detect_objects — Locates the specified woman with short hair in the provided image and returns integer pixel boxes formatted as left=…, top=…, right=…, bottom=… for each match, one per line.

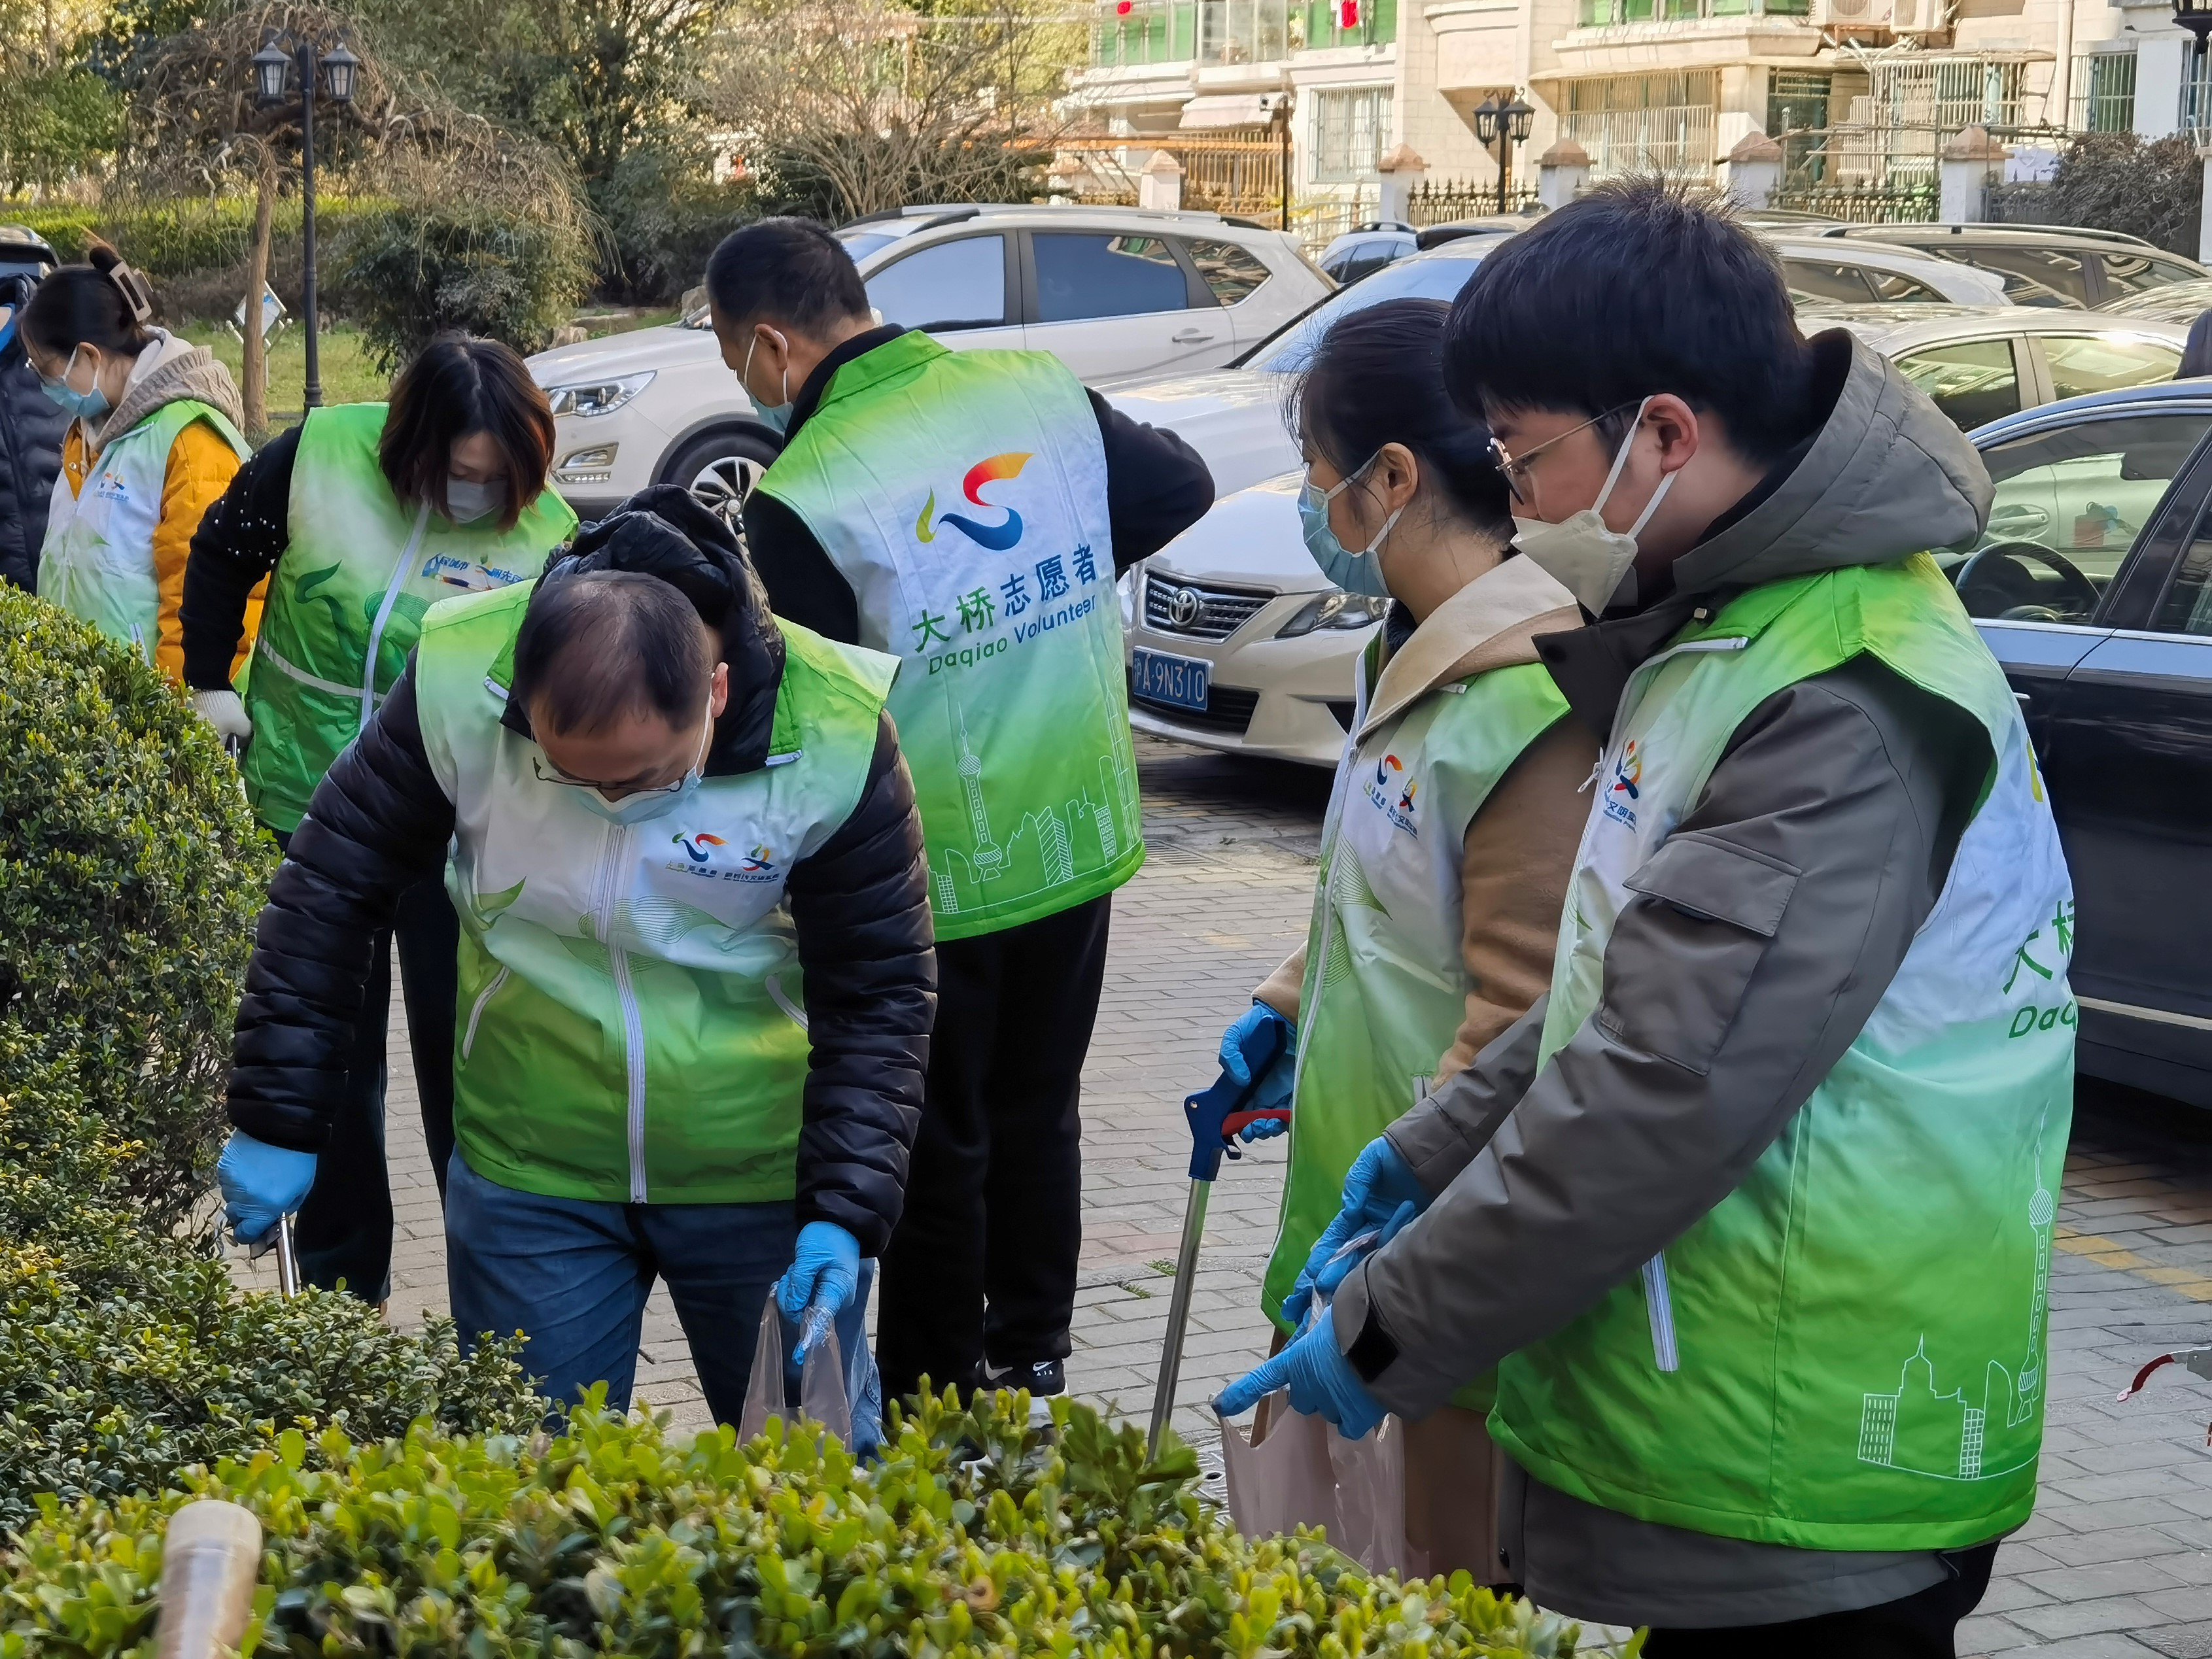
left=183, top=331, right=578, bottom=1307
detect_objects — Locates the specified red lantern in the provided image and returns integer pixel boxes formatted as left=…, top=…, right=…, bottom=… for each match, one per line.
left=1338, top=0, right=1359, bottom=26
left=1116, top=0, right=1132, bottom=10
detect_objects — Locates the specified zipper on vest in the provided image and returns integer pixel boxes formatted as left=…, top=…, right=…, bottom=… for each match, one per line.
left=1642, top=1253, right=1681, bottom=1372
left=460, top=966, right=510, bottom=1061
left=360, top=503, right=434, bottom=732
left=589, top=823, right=651, bottom=1203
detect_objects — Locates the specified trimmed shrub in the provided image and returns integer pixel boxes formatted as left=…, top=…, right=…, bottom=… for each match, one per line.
left=335, top=198, right=596, bottom=371
left=2047, top=133, right=2203, bottom=256
left=0, top=588, right=277, bottom=1220
left=0, top=1392, right=1593, bottom=1659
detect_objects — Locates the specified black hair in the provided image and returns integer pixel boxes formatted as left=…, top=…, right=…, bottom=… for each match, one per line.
left=511, top=570, right=714, bottom=737
left=1443, top=177, right=1818, bottom=464
left=705, top=217, right=871, bottom=337
left=19, top=240, right=156, bottom=362
left=1290, top=297, right=1512, bottom=538
left=379, top=333, right=555, bottom=532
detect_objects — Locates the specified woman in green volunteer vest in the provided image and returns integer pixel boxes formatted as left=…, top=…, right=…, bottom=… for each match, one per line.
left=181, top=333, right=578, bottom=1306
left=23, top=242, right=254, bottom=680
left=1213, top=299, right=1593, bottom=1579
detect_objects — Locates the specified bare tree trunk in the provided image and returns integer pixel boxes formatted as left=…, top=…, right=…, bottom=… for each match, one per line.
left=243, top=146, right=276, bottom=438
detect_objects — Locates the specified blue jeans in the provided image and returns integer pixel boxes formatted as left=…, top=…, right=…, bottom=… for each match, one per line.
left=445, top=1152, right=882, bottom=1454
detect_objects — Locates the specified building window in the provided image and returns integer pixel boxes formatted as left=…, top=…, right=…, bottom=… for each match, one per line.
left=1769, top=69, right=1832, bottom=182
left=1561, top=72, right=1717, bottom=176
left=1578, top=0, right=1802, bottom=24
left=1311, top=86, right=1390, bottom=183
left=2070, top=50, right=2135, bottom=133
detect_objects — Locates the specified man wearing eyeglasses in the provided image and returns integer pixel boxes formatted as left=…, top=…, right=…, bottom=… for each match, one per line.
left=1220, top=180, right=2073, bottom=1652
left=215, top=487, right=933, bottom=1446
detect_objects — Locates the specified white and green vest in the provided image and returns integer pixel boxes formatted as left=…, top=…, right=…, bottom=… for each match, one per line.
left=243, top=403, right=577, bottom=833
left=39, top=400, right=249, bottom=663
left=1264, top=640, right=1568, bottom=1418
left=413, top=581, right=899, bottom=1205
left=756, top=331, right=1142, bottom=940
left=1489, top=555, right=2075, bottom=1552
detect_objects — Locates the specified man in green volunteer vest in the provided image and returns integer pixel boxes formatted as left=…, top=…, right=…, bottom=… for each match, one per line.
left=710, top=218, right=1214, bottom=1405
left=1218, top=180, right=2074, bottom=1650
left=215, top=489, right=935, bottom=1445
left=182, top=336, right=577, bottom=1307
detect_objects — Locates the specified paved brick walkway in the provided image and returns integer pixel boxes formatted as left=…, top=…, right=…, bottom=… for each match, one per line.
left=232, top=733, right=2212, bottom=1654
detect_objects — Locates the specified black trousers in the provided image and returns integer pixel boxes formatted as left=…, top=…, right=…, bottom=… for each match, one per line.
left=1642, top=1543, right=1998, bottom=1658
left=876, top=893, right=1113, bottom=1401
left=275, top=827, right=458, bottom=1305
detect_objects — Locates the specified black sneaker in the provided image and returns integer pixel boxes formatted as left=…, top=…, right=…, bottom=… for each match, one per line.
left=982, top=1359, right=1064, bottom=1423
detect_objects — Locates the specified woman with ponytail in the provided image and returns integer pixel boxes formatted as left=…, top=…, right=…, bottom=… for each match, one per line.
left=22, top=241, right=258, bottom=680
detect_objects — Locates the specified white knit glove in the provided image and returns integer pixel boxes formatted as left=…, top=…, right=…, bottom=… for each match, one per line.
left=190, top=688, right=252, bottom=752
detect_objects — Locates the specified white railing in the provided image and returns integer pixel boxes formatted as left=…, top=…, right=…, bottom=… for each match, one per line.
left=1559, top=103, right=1717, bottom=177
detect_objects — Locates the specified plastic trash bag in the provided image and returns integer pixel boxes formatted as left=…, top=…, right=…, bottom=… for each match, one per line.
left=1218, top=1396, right=1425, bottom=1577
left=738, top=1296, right=851, bottom=1446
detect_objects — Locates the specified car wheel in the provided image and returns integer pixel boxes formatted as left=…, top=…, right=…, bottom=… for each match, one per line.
left=665, top=430, right=780, bottom=530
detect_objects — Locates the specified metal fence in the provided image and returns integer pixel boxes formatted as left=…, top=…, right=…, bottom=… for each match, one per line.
left=1767, top=182, right=1939, bottom=224
left=1982, top=180, right=2058, bottom=226
left=1403, top=179, right=1540, bottom=225
left=1054, top=133, right=1286, bottom=222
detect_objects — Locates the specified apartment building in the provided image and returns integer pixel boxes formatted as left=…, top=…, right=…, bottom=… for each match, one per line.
left=1065, top=0, right=2198, bottom=219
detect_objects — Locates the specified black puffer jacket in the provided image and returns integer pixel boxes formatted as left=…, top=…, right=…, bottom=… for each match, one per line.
left=0, top=309, right=69, bottom=592
left=228, top=487, right=937, bottom=1250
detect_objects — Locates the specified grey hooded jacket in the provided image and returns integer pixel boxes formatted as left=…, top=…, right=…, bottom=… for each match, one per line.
left=1325, top=332, right=2009, bottom=1628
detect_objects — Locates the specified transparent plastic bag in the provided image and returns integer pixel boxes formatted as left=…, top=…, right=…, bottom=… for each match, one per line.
left=738, top=1296, right=851, bottom=1445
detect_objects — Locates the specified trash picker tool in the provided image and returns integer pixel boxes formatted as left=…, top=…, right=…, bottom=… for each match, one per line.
left=248, top=1212, right=302, bottom=1297
left=1147, top=1023, right=1291, bottom=1459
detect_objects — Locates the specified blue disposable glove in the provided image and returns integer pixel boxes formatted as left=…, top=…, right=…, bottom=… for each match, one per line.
left=215, top=1130, right=318, bottom=1244
left=1215, top=1306, right=1386, bottom=1437
left=1281, top=1137, right=1428, bottom=1329
left=1220, top=1002, right=1295, bottom=1141
left=776, top=1220, right=860, bottom=1356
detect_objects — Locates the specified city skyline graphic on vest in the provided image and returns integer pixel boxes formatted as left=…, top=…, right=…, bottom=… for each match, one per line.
left=915, top=453, right=1032, bottom=551
left=1856, top=1114, right=2058, bottom=1483
left=930, top=696, right=1133, bottom=917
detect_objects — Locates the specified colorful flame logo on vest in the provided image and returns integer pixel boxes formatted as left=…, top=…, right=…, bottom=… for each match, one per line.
left=1611, top=740, right=1642, bottom=802
left=915, top=452, right=1033, bottom=551
left=674, top=832, right=727, bottom=863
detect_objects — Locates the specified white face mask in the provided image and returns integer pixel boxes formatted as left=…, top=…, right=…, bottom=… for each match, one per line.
left=1510, top=396, right=1675, bottom=615
left=742, top=328, right=793, bottom=436
left=445, top=477, right=505, bottom=524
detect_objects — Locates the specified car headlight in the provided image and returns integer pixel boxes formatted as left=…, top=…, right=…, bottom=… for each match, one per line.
left=1275, top=590, right=1389, bottom=638
left=544, top=371, right=655, bottom=419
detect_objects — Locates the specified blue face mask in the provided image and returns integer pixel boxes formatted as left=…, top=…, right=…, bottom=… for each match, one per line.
left=562, top=693, right=715, bottom=827
left=742, top=328, right=793, bottom=436
left=38, top=345, right=109, bottom=424
left=1298, top=455, right=1402, bottom=600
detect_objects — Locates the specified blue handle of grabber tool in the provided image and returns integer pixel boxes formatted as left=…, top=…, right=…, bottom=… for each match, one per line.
left=1182, top=1018, right=1291, bottom=1182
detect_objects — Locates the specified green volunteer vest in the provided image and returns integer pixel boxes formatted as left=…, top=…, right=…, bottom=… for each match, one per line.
left=39, top=400, right=249, bottom=663
left=1489, top=554, right=2075, bottom=1552
left=413, top=581, right=898, bottom=1205
left=756, top=331, right=1142, bottom=941
left=1264, top=640, right=1568, bottom=1417
left=243, top=403, right=578, bottom=833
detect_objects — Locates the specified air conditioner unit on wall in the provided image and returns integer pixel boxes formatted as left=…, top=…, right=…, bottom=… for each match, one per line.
left=1810, top=0, right=1897, bottom=29
left=1891, top=0, right=1952, bottom=34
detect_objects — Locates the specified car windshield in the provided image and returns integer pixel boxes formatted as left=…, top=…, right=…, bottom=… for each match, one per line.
left=836, top=228, right=908, bottom=262
left=1948, top=411, right=2212, bottom=623
left=1236, top=248, right=1493, bottom=371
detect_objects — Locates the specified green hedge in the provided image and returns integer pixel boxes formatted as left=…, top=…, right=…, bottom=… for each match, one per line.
left=1, top=197, right=393, bottom=284
left=1, top=1391, right=1595, bottom=1659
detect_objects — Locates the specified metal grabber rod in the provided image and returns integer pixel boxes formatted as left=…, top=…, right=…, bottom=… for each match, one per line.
left=1147, top=1022, right=1291, bottom=1459
left=247, top=1211, right=303, bottom=1297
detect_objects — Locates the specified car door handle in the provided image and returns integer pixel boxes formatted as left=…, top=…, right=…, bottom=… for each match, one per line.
left=1171, top=328, right=1218, bottom=344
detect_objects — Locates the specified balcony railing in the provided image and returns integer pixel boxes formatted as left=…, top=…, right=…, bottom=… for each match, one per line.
left=1090, top=0, right=1390, bottom=67
left=1559, top=102, right=1716, bottom=176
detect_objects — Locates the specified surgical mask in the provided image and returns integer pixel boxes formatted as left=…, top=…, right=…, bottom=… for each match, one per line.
left=1510, top=397, right=1674, bottom=615
left=559, top=693, right=717, bottom=827
left=1297, top=454, right=1401, bottom=600
left=38, top=345, right=109, bottom=424
left=743, top=328, right=793, bottom=436
left=444, top=477, right=505, bottom=524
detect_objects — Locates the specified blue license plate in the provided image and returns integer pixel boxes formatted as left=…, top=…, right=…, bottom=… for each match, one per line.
left=1132, top=648, right=1211, bottom=712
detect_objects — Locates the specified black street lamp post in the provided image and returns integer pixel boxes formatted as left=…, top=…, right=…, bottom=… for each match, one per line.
left=253, top=31, right=358, bottom=409
left=1470, top=92, right=1536, bottom=213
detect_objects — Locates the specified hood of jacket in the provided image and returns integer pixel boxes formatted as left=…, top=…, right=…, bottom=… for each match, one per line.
left=1668, top=328, right=1993, bottom=596
left=88, top=329, right=245, bottom=458
left=1359, top=553, right=1580, bottom=742
left=502, top=484, right=787, bottom=774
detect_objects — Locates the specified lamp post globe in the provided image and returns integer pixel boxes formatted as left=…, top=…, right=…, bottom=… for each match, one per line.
left=320, top=39, right=360, bottom=104
left=1471, top=95, right=1502, bottom=146
left=1504, top=94, right=1534, bottom=144
left=252, top=37, right=292, bottom=105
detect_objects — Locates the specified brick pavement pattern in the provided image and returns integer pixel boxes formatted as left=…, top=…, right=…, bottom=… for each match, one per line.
left=232, top=733, right=2212, bottom=1654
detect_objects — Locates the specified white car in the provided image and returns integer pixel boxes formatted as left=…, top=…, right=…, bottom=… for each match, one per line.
left=1124, top=303, right=2186, bottom=768
left=525, top=204, right=1332, bottom=522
